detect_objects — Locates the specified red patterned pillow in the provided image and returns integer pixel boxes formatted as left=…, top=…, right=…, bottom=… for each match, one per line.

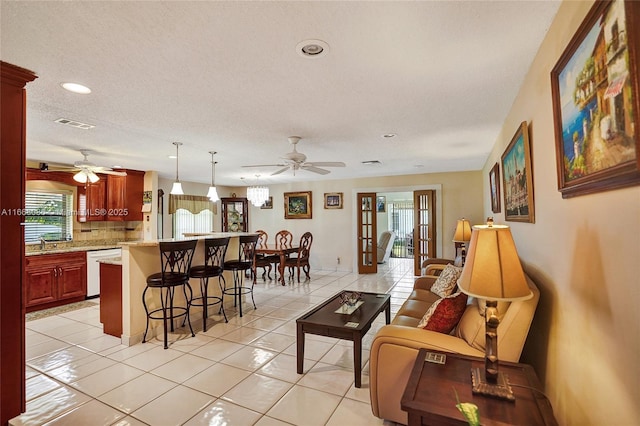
left=417, top=292, right=468, bottom=333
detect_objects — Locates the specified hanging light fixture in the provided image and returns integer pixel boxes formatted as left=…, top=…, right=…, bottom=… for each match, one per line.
left=170, top=142, right=184, bottom=195
left=246, top=175, right=269, bottom=207
left=207, top=151, right=219, bottom=202
left=73, top=169, right=100, bottom=184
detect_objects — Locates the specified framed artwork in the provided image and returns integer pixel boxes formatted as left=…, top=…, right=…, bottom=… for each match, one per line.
left=501, top=122, right=535, bottom=223
left=260, top=196, right=273, bottom=209
left=551, top=0, right=640, bottom=198
left=489, top=163, right=501, bottom=213
left=376, top=196, right=386, bottom=213
left=284, top=191, right=312, bottom=219
left=324, top=192, right=343, bottom=209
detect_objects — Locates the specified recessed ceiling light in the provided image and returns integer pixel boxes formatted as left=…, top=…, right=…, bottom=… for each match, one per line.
left=168, top=155, right=177, bottom=159
left=382, top=133, right=396, bottom=138
left=54, top=118, right=95, bottom=129
left=61, top=82, right=91, bottom=94
left=296, top=39, right=330, bottom=58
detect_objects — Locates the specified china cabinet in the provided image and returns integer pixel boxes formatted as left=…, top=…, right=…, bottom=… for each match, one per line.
left=221, top=197, right=248, bottom=232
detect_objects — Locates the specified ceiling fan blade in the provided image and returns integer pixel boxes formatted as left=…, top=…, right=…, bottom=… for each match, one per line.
left=101, top=170, right=127, bottom=176
left=42, top=166, right=79, bottom=172
left=271, top=166, right=291, bottom=176
left=242, top=164, right=286, bottom=168
left=304, top=161, right=345, bottom=167
left=301, top=165, right=330, bottom=175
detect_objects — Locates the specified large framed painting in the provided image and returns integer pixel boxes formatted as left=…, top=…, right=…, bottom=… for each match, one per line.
left=501, top=122, right=535, bottom=223
left=551, top=0, right=640, bottom=198
left=284, top=191, right=312, bottom=219
left=489, top=162, right=501, bottom=213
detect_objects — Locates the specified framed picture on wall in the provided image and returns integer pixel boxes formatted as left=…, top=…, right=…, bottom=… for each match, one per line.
left=501, top=121, right=535, bottom=223
left=260, top=196, right=273, bottom=209
left=550, top=0, right=640, bottom=198
left=324, top=192, right=343, bottom=209
left=489, top=162, right=501, bottom=213
left=284, top=191, right=312, bottom=219
left=376, top=196, right=386, bottom=213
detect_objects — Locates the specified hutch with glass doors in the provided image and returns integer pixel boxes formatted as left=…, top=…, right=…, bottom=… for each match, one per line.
left=221, top=197, right=248, bottom=232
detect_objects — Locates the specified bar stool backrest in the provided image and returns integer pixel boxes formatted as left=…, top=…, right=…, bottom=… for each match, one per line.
left=158, top=240, right=197, bottom=281
left=275, top=230, right=293, bottom=249
left=205, top=237, right=230, bottom=269
left=238, top=234, right=260, bottom=265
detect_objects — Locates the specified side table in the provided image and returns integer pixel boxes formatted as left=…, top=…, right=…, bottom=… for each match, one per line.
left=401, top=348, right=557, bottom=426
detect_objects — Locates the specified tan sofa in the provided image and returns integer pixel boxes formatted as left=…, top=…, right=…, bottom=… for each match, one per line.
left=369, top=259, right=540, bottom=425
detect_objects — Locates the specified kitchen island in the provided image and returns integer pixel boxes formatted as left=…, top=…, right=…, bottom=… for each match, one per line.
left=119, top=233, right=255, bottom=346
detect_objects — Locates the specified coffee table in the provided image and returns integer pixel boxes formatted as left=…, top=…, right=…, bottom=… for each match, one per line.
left=296, top=290, right=391, bottom=388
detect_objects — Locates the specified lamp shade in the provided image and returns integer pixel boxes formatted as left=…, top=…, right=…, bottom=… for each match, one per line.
left=453, top=218, right=472, bottom=242
left=170, top=181, right=184, bottom=195
left=207, top=186, right=219, bottom=202
left=457, top=224, right=532, bottom=301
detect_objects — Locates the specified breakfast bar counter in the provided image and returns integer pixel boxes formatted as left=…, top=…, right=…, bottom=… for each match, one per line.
left=119, top=233, right=255, bottom=345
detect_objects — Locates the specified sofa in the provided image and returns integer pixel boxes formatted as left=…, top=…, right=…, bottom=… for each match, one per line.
left=369, top=259, right=540, bottom=425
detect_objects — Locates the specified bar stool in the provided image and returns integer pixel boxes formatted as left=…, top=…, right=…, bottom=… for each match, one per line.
left=223, top=234, right=259, bottom=317
left=189, top=237, right=230, bottom=331
left=142, top=239, right=197, bottom=349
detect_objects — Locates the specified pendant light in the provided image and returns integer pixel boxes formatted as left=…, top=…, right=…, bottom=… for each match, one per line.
left=207, top=151, right=219, bottom=202
left=247, top=175, right=269, bottom=207
left=170, top=142, right=184, bottom=195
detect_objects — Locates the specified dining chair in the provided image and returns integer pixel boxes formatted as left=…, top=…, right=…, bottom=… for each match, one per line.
left=285, top=231, right=313, bottom=283
left=271, top=230, right=293, bottom=279
left=253, top=229, right=273, bottom=281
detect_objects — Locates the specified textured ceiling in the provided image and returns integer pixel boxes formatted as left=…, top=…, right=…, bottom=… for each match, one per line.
left=1, top=1, right=560, bottom=186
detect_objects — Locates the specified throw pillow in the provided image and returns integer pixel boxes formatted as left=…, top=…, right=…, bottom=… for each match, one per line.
left=417, top=292, right=468, bottom=334
left=430, top=264, right=463, bottom=298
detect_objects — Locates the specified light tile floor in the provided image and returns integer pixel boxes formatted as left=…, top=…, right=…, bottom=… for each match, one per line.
left=12, top=259, right=416, bottom=426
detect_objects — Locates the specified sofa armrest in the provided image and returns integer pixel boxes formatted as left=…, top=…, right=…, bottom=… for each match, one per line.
left=369, top=325, right=484, bottom=424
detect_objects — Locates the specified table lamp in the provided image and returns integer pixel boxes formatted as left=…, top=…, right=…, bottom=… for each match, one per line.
left=457, top=222, right=532, bottom=401
left=452, top=218, right=472, bottom=265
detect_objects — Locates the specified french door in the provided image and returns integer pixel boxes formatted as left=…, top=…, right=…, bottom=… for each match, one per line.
left=413, top=190, right=435, bottom=276
left=357, top=192, right=377, bottom=274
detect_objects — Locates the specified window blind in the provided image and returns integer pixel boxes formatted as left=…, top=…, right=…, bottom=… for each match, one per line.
left=24, top=191, right=73, bottom=243
left=173, top=208, right=213, bottom=238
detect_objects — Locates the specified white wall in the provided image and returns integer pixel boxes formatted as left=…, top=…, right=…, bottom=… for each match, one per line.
left=482, top=1, right=640, bottom=424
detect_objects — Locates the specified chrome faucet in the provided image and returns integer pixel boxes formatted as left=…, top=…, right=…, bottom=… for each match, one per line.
left=40, top=237, right=46, bottom=250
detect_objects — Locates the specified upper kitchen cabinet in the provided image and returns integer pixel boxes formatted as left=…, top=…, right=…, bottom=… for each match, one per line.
left=105, top=170, right=144, bottom=221
left=221, top=197, right=248, bottom=232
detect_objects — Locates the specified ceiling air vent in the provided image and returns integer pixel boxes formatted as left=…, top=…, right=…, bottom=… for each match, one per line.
left=362, top=160, right=382, bottom=166
left=54, top=118, right=95, bottom=130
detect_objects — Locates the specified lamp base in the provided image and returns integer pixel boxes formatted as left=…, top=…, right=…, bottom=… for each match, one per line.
left=470, top=367, right=515, bottom=401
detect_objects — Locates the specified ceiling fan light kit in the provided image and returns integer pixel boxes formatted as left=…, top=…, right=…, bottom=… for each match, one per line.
left=170, top=142, right=184, bottom=195
left=73, top=169, right=99, bottom=184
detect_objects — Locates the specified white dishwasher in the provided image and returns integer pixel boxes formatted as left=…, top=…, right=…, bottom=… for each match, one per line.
left=86, top=249, right=122, bottom=298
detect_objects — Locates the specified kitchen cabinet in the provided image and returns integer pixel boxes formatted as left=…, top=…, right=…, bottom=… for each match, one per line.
left=106, top=170, right=144, bottom=221
left=99, top=261, right=122, bottom=337
left=24, top=252, right=87, bottom=312
left=76, top=169, right=144, bottom=222
left=221, top=197, right=248, bottom=232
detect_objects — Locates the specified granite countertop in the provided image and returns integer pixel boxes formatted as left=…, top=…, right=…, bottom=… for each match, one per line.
left=25, top=244, right=123, bottom=256
left=97, top=256, right=122, bottom=265
left=120, top=232, right=257, bottom=247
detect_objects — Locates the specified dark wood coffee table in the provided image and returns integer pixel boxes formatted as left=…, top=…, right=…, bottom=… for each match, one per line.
left=296, top=290, right=391, bottom=388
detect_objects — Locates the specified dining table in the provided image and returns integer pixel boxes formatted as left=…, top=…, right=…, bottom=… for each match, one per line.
left=255, top=244, right=299, bottom=285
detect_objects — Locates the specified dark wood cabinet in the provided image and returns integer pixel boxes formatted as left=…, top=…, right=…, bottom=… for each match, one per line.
left=99, top=262, right=122, bottom=337
left=75, top=169, right=144, bottom=222
left=2, top=61, right=37, bottom=421
left=221, top=197, right=248, bottom=232
left=24, top=252, right=87, bottom=312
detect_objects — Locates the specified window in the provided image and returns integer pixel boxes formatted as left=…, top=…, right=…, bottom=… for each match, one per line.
left=25, top=190, right=73, bottom=243
left=173, top=208, right=213, bottom=238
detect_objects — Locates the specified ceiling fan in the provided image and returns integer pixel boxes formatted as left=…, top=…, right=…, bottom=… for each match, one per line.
left=242, top=136, right=345, bottom=176
left=42, top=149, right=126, bottom=183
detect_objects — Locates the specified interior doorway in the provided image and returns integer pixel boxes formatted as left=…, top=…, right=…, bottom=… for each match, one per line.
left=353, top=185, right=441, bottom=276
